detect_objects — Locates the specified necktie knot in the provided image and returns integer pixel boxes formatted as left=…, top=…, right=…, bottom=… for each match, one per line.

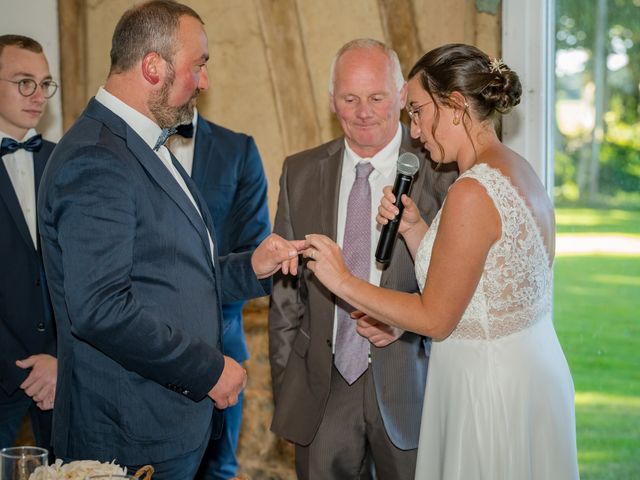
left=356, top=161, right=374, bottom=179
left=153, top=127, right=178, bottom=151
left=0, top=135, right=43, bottom=157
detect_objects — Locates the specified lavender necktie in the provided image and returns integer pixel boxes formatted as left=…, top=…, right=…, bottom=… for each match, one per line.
left=335, top=161, right=374, bottom=384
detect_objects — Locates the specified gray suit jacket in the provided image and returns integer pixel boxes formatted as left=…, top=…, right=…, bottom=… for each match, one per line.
left=269, top=126, right=457, bottom=449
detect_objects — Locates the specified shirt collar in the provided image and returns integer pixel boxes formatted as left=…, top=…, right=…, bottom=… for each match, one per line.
left=0, top=128, right=38, bottom=143
left=343, top=123, right=402, bottom=176
left=95, top=86, right=162, bottom=151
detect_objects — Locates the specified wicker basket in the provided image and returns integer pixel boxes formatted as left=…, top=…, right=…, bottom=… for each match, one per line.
left=133, top=465, right=154, bottom=479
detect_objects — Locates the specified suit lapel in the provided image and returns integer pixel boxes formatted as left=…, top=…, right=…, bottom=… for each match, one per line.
left=191, top=117, right=213, bottom=188
left=0, top=160, right=35, bottom=251
left=172, top=152, right=217, bottom=270
left=133, top=135, right=215, bottom=270
left=85, top=100, right=215, bottom=271
left=33, top=146, right=48, bottom=196
left=318, top=142, right=343, bottom=239
left=33, top=145, right=51, bottom=251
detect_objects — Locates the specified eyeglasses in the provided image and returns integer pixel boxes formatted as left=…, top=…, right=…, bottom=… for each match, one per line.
left=0, top=78, right=58, bottom=98
left=406, top=101, right=433, bottom=124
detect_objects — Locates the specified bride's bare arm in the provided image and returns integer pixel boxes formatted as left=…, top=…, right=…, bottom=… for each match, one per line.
left=307, top=179, right=500, bottom=340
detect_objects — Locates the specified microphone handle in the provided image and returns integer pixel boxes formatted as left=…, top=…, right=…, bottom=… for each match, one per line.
left=375, top=173, right=415, bottom=263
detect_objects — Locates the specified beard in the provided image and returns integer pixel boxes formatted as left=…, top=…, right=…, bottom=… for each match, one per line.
left=148, top=63, right=199, bottom=128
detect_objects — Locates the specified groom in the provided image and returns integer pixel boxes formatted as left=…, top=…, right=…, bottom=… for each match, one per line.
left=37, top=2, right=301, bottom=478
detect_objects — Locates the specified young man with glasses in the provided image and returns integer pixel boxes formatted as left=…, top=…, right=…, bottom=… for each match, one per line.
left=0, top=34, right=58, bottom=450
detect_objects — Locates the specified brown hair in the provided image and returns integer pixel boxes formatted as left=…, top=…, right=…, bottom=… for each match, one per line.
left=408, top=43, right=522, bottom=158
left=0, top=35, right=43, bottom=69
left=109, top=0, right=203, bottom=75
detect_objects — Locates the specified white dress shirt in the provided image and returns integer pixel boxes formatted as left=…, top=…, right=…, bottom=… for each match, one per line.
left=332, top=124, right=403, bottom=353
left=1, top=127, right=39, bottom=248
left=95, top=88, right=214, bottom=259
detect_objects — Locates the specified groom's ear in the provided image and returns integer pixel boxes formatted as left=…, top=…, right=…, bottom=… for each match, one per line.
left=142, top=52, right=163, bottom=86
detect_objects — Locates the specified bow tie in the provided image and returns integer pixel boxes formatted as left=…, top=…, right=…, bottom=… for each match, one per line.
left=153, top=127, right=177, bottom=151
left=0, top=135, right=43, bottom=157
left=175, top=123, right=194, bottom=139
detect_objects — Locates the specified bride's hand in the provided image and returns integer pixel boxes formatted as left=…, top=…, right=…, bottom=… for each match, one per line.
left=352, top=310, right=404, bottom=347
left=376, top=185, right=423, bottom=237
left=303, top=234, right=353, bottom=295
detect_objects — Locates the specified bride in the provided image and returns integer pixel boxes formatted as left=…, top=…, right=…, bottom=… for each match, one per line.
left=303, top=43, right=580, bottom=480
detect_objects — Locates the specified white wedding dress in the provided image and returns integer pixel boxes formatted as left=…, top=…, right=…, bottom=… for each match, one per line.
left=414, top=164, right=579, bottom=480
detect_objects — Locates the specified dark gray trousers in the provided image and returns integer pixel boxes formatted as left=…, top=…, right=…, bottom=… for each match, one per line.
left=295, top=365, right=417, bottom=480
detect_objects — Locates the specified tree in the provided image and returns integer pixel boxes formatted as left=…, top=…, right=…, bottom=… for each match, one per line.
left=555, top=0, right=640, bottom=205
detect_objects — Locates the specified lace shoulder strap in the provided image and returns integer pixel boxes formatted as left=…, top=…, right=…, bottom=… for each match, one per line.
left=457, top=163, right=511, bottom=214
left=450, top=163, right=553, bottom=340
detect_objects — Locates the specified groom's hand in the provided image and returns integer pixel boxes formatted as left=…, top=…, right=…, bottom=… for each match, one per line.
left=251, top=233, right=308, bottom=278
left=208, top=356, right=247, bottom=410
left=17, top=354, right=57, bottom=411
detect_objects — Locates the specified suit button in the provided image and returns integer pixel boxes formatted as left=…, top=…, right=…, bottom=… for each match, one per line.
left=36, top=322, right=45, bottom=332
left=326, top=339, right=332, bottom=348
left=35, top=278, right=41, bottom=287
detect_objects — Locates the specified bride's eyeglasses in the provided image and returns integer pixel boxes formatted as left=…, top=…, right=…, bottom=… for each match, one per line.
left=406, top=101, right=433, bottom=124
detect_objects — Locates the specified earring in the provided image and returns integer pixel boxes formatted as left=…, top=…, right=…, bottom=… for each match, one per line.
left=453, top=116, right=460, bottom=126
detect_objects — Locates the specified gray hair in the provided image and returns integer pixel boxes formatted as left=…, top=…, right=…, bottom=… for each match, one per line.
left=328, top=38, right=404, bottom=95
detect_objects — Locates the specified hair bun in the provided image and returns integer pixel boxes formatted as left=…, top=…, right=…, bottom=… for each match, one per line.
left=481, top=67, right=522, bottom=114
left=408, top=44, right=524, bottom=122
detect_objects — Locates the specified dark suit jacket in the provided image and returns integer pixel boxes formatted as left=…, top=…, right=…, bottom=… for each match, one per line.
left=37, top=99, right=269, bottom=464
left=0, top=140, right=56, bottom=403
left=269, top=127, right=457, bottom=450
left=192, top=117, right=271, bottom=364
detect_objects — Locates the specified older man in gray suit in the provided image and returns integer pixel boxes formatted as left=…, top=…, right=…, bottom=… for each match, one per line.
left=269, top=39, right=457, bottom=479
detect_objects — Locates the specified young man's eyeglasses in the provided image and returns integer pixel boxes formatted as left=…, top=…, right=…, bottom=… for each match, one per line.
left=0, top=78, right=58, bottom=99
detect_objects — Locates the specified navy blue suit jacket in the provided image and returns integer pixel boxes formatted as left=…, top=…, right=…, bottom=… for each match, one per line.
left=0, top=140, right=56, bottom=403
left=37, top=99, right=269, bottom=464
left=191, top=117, right=271, bottom=364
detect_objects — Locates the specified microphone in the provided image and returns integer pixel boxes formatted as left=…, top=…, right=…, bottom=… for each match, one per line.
left=375, top=152, right=420, bottom=264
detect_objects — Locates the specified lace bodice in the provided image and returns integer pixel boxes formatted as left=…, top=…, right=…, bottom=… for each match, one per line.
left=415, top=163, right=552, bottom=340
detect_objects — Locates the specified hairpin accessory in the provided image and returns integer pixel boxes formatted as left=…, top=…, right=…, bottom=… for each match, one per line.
left=489, top=57, right=506, bottom=74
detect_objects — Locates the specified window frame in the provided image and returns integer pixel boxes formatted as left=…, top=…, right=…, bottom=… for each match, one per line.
left=502, top=0, right=555, bottom=196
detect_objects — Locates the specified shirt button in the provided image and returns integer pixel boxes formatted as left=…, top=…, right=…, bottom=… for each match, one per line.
left=326, top=339, right=332, bottom=348
left=36, top=322, right=45, bottom=332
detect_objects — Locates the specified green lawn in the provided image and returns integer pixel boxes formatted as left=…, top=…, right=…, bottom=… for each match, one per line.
left=556, top=207, right=640, bottom=235
left=554, top=208, right=640, bottom=479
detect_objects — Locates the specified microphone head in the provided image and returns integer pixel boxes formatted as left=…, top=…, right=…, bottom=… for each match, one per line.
left=397, top=152, right=420, bottom=176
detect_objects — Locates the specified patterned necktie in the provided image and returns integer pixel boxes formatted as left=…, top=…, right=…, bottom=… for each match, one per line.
left=334, top=161, right=374, bottom=385
left=153, top=127, right=178, bottom=151
left=0, top=135, right=43, bottom=157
